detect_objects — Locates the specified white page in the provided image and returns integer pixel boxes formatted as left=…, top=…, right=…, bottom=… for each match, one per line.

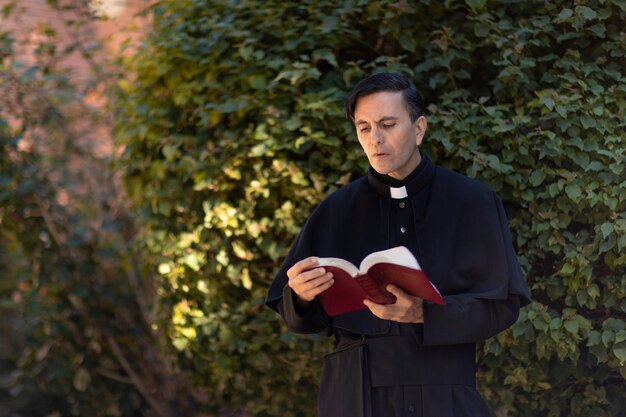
left=316, top=257, right=360, bottom=277
left=359, top=246, right=420, bottom=274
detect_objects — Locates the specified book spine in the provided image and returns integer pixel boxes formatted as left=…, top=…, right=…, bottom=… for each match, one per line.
left=355, top=275, right=395, bottom=304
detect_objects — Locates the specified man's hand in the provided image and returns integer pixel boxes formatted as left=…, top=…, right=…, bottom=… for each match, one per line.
left=363, top=284, right=424, bottom=323
left=287, top=257, right=334, bottom=306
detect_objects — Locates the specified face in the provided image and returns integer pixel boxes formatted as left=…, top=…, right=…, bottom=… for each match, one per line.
left=354, top=91, right=427, bottom=180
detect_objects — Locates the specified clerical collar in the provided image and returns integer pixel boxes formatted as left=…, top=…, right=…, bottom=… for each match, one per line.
left=367, top=154, right=435, bottom=199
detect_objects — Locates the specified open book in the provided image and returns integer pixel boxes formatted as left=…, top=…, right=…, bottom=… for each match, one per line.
left=314, top=246, right=445, bottom=316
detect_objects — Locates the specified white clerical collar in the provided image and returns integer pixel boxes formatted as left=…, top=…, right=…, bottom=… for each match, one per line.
left=389, top=186, right=408, bottom=199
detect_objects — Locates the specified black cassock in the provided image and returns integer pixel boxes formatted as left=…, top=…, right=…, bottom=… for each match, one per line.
left=266, top=154, right=531, bottom=417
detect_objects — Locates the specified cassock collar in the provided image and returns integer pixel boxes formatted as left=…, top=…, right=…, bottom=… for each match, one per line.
left=367, top=153, right=435, bottom=199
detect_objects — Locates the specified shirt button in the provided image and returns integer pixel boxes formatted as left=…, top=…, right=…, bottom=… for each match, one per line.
left=408, top=404, right=415, bottom=412
left=399, top=202, right=405, bottom=208
left=400, top=227, right=407, bottom=233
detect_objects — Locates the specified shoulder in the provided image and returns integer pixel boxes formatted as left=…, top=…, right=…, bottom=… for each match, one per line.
left=435, top=164, right=494, bottom=194
left=432, top=164, right=498, bottom=208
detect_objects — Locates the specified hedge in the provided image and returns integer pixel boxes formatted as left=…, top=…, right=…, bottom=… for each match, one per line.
left=116, top=1, right=625, bottom=415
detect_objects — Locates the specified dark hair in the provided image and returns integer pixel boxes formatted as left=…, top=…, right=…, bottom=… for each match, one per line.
left=345, top=72, right=425, bottom=123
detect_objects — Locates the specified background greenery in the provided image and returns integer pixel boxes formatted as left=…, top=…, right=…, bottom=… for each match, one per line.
left=0, top=2, right=197, bottom=416
left=2, top=0, right=625, bottom=416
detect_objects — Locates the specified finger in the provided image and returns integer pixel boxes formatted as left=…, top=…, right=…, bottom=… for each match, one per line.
left=289, top=272, right=332, bottom=293
left=299, top=267, right=329, bottom=282
left=296, top=271, right=333, bottom=289
left=363, top=299, right=388, bottom=319
left=291, top=274, right=334, bottom=300
left=365, top=297, right=423, bottom=323
left=288, top=257, right=319, bottom=278
left=287, top=257, right=319, bottom=279
left=385, top=284, right=405, bottom=297
left=304, top=275, right=334, bottom=296
left=386, top=285, right=422, bottom=306
left=365, top=299, right=408, bottom=320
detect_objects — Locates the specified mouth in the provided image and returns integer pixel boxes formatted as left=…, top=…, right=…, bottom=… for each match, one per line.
left=372, top=152, right=388, bottom=159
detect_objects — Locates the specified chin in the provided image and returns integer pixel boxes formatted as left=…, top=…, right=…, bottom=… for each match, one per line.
left=373, top=165, right=394, bottom=176
left=369, top=157, right=388, bottom=170
left=369, top=161, right=383, bottom=173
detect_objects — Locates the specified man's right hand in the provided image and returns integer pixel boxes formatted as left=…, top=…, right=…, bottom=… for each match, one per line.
left=287, top=257, right=334, bottom=305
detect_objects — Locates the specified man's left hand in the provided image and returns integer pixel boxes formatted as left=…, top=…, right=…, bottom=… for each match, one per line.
left=363, top=284, right=424, bottom=323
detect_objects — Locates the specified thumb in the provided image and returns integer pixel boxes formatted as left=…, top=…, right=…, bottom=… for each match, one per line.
left=385, top=284, right=405, bottom=298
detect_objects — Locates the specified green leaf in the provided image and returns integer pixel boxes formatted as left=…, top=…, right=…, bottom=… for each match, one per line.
left=613, top=342, right=626, bottom=363
left=602, top=330, right=615, bottom=346
left=172, top=337, right=189, bottom=351
left=564, top=183, right=582, bottom=201
left=465, top=0, right=487, bottom=13
left=248, top=75, right=267, bottom=90
left=575, top=315, right=591, bottom=331
left=486, top=155, right=501, bottom=171
left=587, top=24, right=606, bottom=38
left=398, top=33, right=417, bottom=52
left=603, top=318, right=626, bottom=332
left=162, top=145, right=180, bottom=161
left=580, top=114, right=596, bottom=129
left=312, top=49, right=338, bottom=67
left=576, top=6, right=597, bottom=20
left=533, top=316, right=549, bottom=331
left=540, top=96, right=555, bottom=110
left=529, top=170, right=546, bottom=186
left=555, top=105, right=568, bottom=118
left=564, top=320, right=579, bottom=334
left=600, top=222, right=614, bottom=238
left=570, top=152, right=589, bottom=168
left=560, top=262, right=576, bottom=275
left=586, top=161, right=603, bottom=171
left=556, top=8, right=574, bottom=21
left=587, top=330, right=601, bottom=346
left=599, top=236, right=616, bottom=253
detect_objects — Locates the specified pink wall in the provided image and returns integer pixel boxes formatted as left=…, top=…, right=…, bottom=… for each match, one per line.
left=1, top=0, right=151, bottom=158
left=2, top=0, right=150, bottom=80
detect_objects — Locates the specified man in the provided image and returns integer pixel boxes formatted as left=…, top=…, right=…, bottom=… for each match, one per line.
left=266, top=72, right=531, bottom=417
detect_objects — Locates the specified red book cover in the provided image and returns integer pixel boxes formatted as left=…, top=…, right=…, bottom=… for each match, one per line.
left=314, top=246, right=445, bottom=317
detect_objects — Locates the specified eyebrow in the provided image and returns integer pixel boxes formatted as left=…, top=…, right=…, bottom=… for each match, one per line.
left=355, top=116, right=398, bottom=125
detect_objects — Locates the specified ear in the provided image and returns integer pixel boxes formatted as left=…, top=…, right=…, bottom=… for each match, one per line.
left=414, top=116, right=427, bottom=146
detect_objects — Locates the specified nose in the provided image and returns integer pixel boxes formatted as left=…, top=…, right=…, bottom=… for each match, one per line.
left=371, top=126, right=384, bottom=144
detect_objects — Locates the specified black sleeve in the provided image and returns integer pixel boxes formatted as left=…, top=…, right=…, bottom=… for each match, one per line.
left=414, top=190, right=529, bottom=346
left=276, top=284, right=332, bottom=335
left=265, top=204, right=332, bottom=335
left=418, top=294, right=521, bottom=345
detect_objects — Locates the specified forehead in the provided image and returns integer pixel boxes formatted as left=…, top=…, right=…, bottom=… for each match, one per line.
left=354, top=91, right=409, bottom=121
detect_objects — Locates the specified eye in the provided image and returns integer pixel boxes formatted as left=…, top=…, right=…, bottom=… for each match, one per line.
left=382, top=123, right=396, bottom=129
left=359, top=127, right=370, bottom=133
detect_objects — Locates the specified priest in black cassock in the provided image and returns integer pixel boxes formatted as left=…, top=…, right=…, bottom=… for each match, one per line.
left=266, top=72, right=531, bottom=417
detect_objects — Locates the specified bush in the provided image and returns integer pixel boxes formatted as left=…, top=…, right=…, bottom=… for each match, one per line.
left=0, top=3, right=196, bottom=416
left=115, top=1, right=625, bottom=416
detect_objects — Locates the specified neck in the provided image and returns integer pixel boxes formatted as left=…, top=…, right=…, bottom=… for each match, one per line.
left=377, top=150, right=423, bottom=186
left=393, top=150, right=422, bottom=181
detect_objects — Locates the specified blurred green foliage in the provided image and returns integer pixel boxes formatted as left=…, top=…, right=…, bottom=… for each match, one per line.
left=0, top=2, right=196, bottom=416
left=115, top=0, right=625, bottom=416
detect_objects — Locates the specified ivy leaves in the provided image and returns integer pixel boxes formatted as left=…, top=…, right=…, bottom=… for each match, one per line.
left=116, top=0, right=625, bottom=416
